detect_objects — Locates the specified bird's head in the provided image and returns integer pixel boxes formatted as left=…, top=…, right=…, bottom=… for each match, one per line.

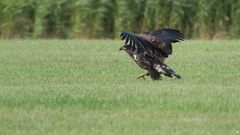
left=119, top=45, right=135, bottom=57
left=119, top=45, right=132, bottom=51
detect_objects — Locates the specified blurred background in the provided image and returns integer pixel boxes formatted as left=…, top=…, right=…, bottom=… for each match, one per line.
left=0, top=0, right=239, bottom=39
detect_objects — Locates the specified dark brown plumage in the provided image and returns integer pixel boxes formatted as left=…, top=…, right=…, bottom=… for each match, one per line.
left=119, top=28, right=183, bottom=80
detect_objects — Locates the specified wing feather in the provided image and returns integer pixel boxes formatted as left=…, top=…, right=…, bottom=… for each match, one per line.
left=143, top=28, right=184, bottom=55
left=145, top=28, right=184, bottom=43
left=120, top=28, right=183, bottom=59
left=120, top=32, right=153, bottom=51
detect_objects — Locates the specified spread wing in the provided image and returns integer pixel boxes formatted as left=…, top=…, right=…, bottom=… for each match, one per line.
left=120, top=31, right=165, bottom=61
left=120, top=31, right=154, bottom=52
left=145, top=28, right=184, bottom=43
left=120, top=28, right=184, bottom=57
left=144, top=28, right=184, bottom=55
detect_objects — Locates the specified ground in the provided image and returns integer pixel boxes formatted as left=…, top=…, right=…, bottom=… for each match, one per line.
left=0, top=40, right=240, bottom=135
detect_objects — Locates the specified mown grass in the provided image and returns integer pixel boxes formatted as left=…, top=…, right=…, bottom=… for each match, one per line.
left=0, top=40, right=240, bottom=135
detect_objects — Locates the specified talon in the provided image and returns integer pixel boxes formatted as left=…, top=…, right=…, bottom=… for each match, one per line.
left=136, top=73, right=149, bottom=80
left=136, top=75, right=146, bottom=79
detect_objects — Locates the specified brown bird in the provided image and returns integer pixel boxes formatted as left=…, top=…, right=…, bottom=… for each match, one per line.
left=119, top=28, right=183, bottom=80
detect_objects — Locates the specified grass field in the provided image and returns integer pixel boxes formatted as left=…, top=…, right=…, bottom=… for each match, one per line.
left=0, top=40, right=240, bottom=135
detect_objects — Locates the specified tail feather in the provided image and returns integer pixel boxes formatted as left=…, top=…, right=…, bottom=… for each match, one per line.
left=173, top=73, right=181, bottom=79
left=153, top=63, right=181, bottom=79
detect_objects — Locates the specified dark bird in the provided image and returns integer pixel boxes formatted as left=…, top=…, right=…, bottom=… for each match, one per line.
left=119, top=28, right=183, bottom=80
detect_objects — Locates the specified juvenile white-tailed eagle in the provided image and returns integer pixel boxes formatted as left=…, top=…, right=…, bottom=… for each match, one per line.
left=119, top=28, right=183, bottom=80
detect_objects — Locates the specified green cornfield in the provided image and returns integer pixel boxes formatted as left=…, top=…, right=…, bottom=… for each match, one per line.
left=0, top=0, right=240, bottom=39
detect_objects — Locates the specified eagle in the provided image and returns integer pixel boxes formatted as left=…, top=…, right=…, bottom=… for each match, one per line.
left=119, top=28, right=183, bottom=80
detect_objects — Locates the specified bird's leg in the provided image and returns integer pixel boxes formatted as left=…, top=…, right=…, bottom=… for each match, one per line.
left=159, top=73, right=163, bottom=80
left=159, top=75, right=163, bottom=80
left=136, top=73, right=149, bottom=79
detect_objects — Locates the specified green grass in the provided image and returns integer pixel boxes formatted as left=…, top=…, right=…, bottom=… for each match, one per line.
left=0, top=40, right=240, bottom=135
